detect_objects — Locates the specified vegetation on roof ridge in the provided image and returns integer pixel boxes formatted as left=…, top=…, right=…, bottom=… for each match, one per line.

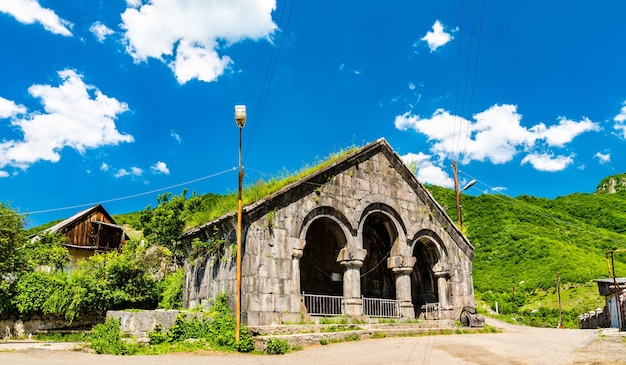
left=185, top=144, right=361, bottom=229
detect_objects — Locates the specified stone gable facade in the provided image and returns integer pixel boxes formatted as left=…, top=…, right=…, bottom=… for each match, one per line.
left=181, top=138, right=475, bottom=326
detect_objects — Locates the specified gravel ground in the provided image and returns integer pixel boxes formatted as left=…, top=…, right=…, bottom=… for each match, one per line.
left=1, top=319, right=624, bottom=365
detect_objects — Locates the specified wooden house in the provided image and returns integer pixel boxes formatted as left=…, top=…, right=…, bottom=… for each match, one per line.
left=33, top=204, right=129, bottom=267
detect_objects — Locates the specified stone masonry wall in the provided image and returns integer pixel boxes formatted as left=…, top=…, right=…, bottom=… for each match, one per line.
left=185, top=146, right=475, bottom=326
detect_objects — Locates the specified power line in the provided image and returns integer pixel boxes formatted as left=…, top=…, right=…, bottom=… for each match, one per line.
left=452, top=0, right=466, bottom=160
left=244, top=0, right=296, bottom=163
left=461, top=0, right=485, bottom=159
left=455, top=0, right=480, bottom=157
left=13, top=167, right=236, bottom=217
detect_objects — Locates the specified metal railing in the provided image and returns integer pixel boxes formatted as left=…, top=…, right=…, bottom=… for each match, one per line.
left=302, top=293, right=344, bottom=315
left=421, top=302, right=441, bottom=320
left=362, top=296, right=400, bottom=318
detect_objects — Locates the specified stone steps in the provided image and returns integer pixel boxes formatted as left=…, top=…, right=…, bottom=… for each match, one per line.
left=249, top=320, right=464, bottom=350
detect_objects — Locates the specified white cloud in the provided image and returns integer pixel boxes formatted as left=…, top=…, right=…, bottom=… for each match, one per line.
left=614, top=101, right=626, bottom=138
left=0, top=97, right=26, bottom=118
left=126, top=0, right=143, bottom=7
left=614, top=101, right=626, bottom=122
left=529, top=117, right=600, bottom=147
left=421, top=20, right=453, bottom=52
left=0, top=171, right=8, bottom=178
left=170, top=130, right=182, bottom=144
left=114, top=168, right=129, bottom=178
left=151, top=161, right=170, bottom=174
left=0, top=0, right=72, bottom=36
left=401, top=152, right=454, bottom=188
left=0, top=70, right=132, bottom=171
left=120, top=0, right=277, bottom=84
left=491, top=186, right=507, bottom=193
left=594, top=152, right=611, bottom=164
left=90, top=21, right=115, bottom=42
left=130, top=166, right=143, bottom=175
left=520, top=153, right=573, bottom=172
left=395, top=104, right=600, bottom=171
left=114, top=166, right=142, bottom=178
left=100, top=162, right=109, bottom=171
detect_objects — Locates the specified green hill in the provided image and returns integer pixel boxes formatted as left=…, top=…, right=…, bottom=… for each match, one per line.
left=427, top=179, right=626, bottom=325
left=94, top=171, right=626, bottom=326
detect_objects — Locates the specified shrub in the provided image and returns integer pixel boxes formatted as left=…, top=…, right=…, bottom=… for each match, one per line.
left=91, top=318, right=136, bottom=355
left=158, top=269, right=184, bottom=309
left=265, top=338, right=290, bottom=355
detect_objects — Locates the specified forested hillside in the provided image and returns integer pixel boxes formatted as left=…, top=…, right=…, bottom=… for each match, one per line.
left=114, top=172, right=626, bottom=327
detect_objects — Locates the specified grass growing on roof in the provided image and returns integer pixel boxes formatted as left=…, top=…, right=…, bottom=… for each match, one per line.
left=186, top=145, right=359, bottom=229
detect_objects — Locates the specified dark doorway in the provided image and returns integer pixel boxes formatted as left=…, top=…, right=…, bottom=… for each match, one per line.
left=412, top=237, right=438, bottom=316
left=301, top=217, right=346, bottom=296
left=361, top=212, right=396, bottom=299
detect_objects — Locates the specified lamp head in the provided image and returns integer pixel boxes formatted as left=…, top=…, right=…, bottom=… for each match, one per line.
left=234, top=105, right=247, bottom=128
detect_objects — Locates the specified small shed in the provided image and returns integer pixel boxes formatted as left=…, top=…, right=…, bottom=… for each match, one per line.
left=596, top=278, right=626, bottom=328
left=33, top=204, right=128, bottom=267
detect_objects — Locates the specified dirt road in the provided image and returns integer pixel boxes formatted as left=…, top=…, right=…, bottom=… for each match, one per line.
left=1, top=319, right=625, bottom=365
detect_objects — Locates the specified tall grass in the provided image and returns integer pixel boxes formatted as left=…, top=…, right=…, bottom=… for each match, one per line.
left=186, top=146, right=359, bottom=229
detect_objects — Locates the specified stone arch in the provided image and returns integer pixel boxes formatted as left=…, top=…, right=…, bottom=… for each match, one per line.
left=299, top=215, right=349, bottom=297
left=357, top=204, right=408, bottom=300
left=410, top=229, right=450, bottom=317
left=298, top=206, right=354, bottom=240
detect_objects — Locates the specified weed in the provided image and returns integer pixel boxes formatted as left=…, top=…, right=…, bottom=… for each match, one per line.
left=265, top=338, right=290, bottom=355
left=371, top=332, right=386, bottom=339
left=320, top=338, right=329, bottom=345
left=344, top=333, right=360, bottom=341
left=91, top=318, right=137, bottom=355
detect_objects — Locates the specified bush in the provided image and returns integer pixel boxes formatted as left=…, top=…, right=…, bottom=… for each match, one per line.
left=91, top=318, right=136, bottom=355
left=158, top=269, right=184, bottom=309
left=265, top=338, right=290, bottom=355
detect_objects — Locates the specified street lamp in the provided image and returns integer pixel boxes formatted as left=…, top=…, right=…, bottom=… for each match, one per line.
left=453, top=160, right=475, bottom=229
left=234, top=105, right=246, bottom=344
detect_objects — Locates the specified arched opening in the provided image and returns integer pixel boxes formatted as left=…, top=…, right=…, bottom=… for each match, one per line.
left=361, top=212, right=396, bottom=299
left=411, top=236, right=440, bottom=317
left=300, top=217, right=346, bottom=296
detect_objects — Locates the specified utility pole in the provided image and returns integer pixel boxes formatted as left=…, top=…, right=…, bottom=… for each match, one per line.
left=453, top=160, right=462, bottom=227
left=234, top=105, right=247, bottom=344
left=511, top=285, right=515, bottom=314
left=452, top=160, right=476, bottom=229
left=556, top=271, right=563, bottom=328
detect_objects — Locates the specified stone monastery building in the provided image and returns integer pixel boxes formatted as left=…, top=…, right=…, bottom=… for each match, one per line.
left=181, top=138, right=476, bottom=326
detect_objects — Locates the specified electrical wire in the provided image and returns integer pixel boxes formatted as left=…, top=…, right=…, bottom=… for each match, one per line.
left=244, top=0, right=296, bottom=164
left=13, top=167, right=236, bottom=216
left=461, top=0, right=485, bottom=159
left=455, top=0, right=480, bottom=158
left=452, top=0, right=466, bottom=160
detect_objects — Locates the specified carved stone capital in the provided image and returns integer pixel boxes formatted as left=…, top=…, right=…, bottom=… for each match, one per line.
left=387, top=255, right=416, bottom=269
left=340, top=259, right=363, bottom=269
left=392, top=266, right=413, bottom=275
left=433, top=270, right=451, bottom=279
left=292, top=248, right=303, bottom=259
left=336, top=246, right=367, bottom=263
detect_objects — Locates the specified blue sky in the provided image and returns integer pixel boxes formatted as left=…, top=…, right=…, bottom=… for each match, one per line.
left=1, top=0, right=625, bottom=227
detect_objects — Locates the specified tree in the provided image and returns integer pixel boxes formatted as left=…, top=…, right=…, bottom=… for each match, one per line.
left=0, top=203, right=28, bottom=277
left=139, top=189, right=202, bottom=266
left=0, top=203, right=29, bottom=312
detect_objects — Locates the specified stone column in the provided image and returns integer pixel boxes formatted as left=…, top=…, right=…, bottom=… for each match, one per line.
left=434, top=270, right=451, bottom=308
left=292, top=248, right=303, bottom=293
left=388, top=256, right=417, bottom=319
left=337, top=246, right=367, bottom=316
